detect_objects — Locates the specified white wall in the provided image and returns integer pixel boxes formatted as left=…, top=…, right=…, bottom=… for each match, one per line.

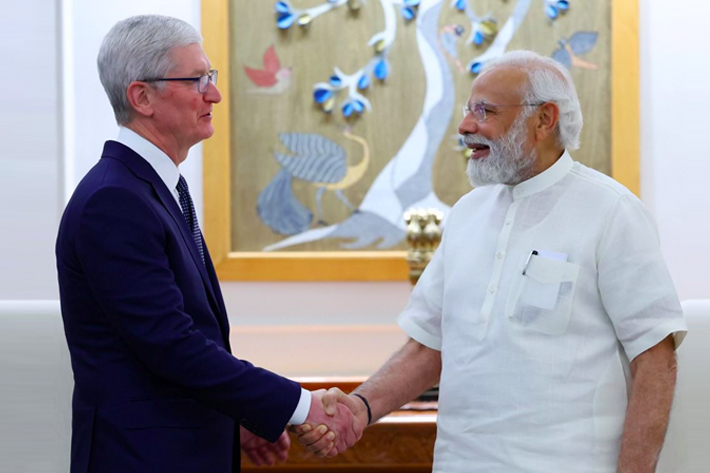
left=0, top=2, right=61, bottom=300
left=640, top=0, right=710, bottom=301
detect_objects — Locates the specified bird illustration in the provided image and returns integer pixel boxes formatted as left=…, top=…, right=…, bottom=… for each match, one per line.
left=552, top=32, right=599, bottom=70
left=438, top=24, right=466, bottom=72
left=257, top=129, right=371, bottom=236
left=243, top=45, right=292, bottom=94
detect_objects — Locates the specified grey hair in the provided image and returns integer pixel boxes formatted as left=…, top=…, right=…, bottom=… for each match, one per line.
left=97, top=15, right=202, bottom=125
left=480, top=50, right=584, bottom=150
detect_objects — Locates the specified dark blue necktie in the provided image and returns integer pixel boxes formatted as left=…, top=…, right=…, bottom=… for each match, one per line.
left=176, top=175, right=205, bottom=265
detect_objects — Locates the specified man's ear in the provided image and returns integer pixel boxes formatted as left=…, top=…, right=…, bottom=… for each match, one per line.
left=126, top=81, right=155, bottom=118
left=535, top=102, right=560, bottom=142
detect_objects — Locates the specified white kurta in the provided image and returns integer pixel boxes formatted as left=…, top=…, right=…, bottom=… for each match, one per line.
left=398, top=152, right=687, bottom=473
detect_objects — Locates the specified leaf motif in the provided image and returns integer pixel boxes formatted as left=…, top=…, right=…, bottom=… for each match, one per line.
left=298, top=14, right=312, bottom=27
left=568, top=31, right=599, bottom=55
left=322, top=97, right=335, bottom=113
left=551, top=47, right=572, bottom=69
left=263, top=45, right=281, bottom=74
left=244, top=65, right=277, bottom=87
left=479, top=20, right=497, bottom=36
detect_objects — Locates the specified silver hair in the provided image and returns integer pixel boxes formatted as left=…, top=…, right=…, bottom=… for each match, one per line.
left=480, top=50, right=583, bottom=150
left=97, top=15, right=202, bottom=125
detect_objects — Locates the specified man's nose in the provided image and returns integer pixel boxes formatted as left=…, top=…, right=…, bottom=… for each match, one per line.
left=458, top=114, right=478, bottom=136
left=205, top=81, right=222, bottom=104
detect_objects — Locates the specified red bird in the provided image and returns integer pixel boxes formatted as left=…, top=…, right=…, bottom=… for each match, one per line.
left=243, top=45, right=292, bottom=95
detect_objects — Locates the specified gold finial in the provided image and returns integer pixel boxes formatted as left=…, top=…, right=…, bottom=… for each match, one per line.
left=404, top=208, right=444, bottom=285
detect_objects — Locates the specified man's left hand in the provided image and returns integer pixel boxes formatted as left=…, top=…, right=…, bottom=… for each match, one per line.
left=240, top=426, right=290, bottom=466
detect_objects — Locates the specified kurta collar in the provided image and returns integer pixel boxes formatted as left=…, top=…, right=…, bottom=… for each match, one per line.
left=511, top=150, right=573, bottom=200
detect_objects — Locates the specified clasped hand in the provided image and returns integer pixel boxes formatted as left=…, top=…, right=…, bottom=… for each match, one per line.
left=290, top=388, right=367, bottom=458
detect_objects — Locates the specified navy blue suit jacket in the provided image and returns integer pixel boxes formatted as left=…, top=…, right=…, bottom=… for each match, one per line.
left=56, top=141, right=301, bottom=473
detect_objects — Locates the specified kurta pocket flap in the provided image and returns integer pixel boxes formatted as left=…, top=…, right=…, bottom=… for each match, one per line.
left=525, top=256, right=578, bottom=284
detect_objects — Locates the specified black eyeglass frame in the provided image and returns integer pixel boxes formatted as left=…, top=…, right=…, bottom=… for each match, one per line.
left=140, top=70, right=218, bottom=94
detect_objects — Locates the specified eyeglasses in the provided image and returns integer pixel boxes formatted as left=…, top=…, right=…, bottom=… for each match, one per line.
left=462, top=101, right=544, bottom=123
left=141, top=70, right=218, bottom=94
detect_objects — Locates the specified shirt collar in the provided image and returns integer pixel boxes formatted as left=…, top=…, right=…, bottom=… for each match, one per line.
left=116, top=127, right=180, bottom=192
left=511, top=150, right=573, bottom=200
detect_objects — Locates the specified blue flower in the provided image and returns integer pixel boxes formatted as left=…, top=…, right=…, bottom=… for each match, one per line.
left=545, top=5, right=559, bottom=19
left=330, top=75, right=342, bottom=86
left=401, top=7, right=416, bottom=21
left=374, top=60, right=389, bottom=80
left=557, top=0, right=570, bottom=11
left=353, top=100, right=365, bottom=113
left=455, top=0, right=466, bottom=11
left=275, top=1, right=290, bottom=14
left=277, top=13, right=295, bottom=29
left=470, top=61, right=483, bottom=74
left=358, top=74, right=370, bottom=90
left=342, top=102, right=355, bottom=117
left=473, top=30, right=484, bottom=45
left=313, top=89, right=333, bottom=104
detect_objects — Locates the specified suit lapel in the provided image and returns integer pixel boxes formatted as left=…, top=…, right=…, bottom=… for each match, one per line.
left=101, top=141, right=229, bottom=344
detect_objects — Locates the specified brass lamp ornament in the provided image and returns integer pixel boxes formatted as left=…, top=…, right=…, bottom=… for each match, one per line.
left=404, top=208, right=444, bottom=285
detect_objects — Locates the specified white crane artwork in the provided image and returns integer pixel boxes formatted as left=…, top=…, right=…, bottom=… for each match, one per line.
left=260, top=0, right=567, bottom=251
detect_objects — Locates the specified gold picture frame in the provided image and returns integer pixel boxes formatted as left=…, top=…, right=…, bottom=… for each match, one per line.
left=201, top=0, right=639, bottom=282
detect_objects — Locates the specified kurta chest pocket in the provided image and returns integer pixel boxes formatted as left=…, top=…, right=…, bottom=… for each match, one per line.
left=505, top=254, right=580, bottom=335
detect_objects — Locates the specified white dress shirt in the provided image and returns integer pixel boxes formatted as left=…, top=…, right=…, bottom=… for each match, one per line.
left=115, top=127, right=312, bottom=425
left=398, top=151, right=686, bottom=473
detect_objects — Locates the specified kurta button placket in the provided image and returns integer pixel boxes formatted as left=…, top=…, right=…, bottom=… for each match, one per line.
left=477, top=195, right=520, bottom=340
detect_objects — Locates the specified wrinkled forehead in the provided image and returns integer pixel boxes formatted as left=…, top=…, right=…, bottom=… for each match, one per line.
left=468, top=66, right=528, bottom=105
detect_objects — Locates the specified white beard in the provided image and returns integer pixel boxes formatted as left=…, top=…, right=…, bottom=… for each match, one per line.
left=464, top=113, right=537, bottom=187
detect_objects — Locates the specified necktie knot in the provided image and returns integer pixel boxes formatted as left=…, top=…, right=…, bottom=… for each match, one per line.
left=176, top=175, right=205, bottom=265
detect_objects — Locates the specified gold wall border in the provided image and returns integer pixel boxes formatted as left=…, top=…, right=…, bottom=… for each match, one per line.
left=201, top=0, right=639, bottom=281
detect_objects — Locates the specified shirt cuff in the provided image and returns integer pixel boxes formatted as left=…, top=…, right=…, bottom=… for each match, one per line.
left=288, top=388, right=312, bottom=425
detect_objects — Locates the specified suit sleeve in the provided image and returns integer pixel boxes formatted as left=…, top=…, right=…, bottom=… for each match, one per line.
left=75, top=186, right=299, bottom=442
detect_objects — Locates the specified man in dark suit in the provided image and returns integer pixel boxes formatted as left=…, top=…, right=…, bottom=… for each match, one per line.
left=56, top=15, right=361, bottom=473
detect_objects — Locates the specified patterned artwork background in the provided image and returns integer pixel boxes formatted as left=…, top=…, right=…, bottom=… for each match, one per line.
left=227, top=0, right=610, bottom=252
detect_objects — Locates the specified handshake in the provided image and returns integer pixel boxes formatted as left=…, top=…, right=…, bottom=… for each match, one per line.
left=240, top=388, right=366, bottom=466
left=292, top=387, right=369, bottom=458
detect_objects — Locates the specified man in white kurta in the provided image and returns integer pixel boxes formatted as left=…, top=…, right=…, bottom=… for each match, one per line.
left=295, top=51, right=686, bottom=473
left=398, top=149, right=685, bottom=471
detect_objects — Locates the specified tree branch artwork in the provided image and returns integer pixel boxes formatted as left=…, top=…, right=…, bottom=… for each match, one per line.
left=260, top=0, right=574, bottom=251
